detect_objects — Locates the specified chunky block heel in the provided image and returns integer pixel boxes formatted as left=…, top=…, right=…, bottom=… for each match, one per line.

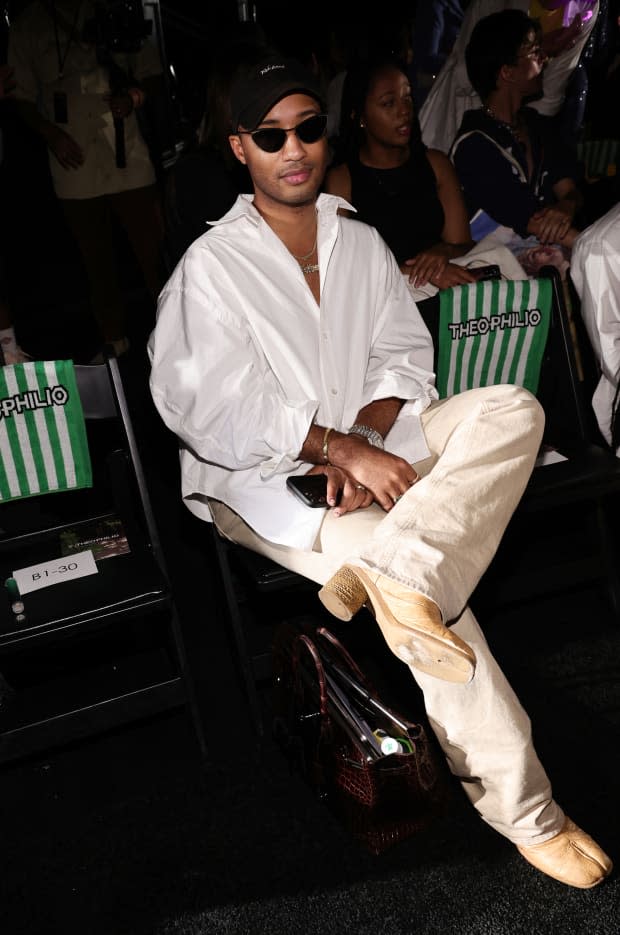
left=318, top=565, right=368, bottom=621
left=319, top=563, right=476, bottom=683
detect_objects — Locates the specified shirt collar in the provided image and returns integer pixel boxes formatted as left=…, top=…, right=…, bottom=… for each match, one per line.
left=207, top=191, right=356, bottom=229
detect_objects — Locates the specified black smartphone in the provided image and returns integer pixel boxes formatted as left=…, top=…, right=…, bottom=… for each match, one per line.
left=53, top=91, right=68, bottom=124
left=470, top=264, right=501, bottom=282
left=286, top=473, right=331, bottom=508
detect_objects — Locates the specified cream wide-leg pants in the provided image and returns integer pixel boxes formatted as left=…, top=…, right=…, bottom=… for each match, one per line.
left=210, top=384, right=565, bottom=845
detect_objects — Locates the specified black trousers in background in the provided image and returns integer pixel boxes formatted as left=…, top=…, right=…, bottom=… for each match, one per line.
left=60, top=184, right=164, bottom=344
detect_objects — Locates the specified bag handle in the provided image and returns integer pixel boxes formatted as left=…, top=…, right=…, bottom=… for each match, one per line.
left=315, top=626, right=377, bottom=693
left=316, top=626, right=422, bottom=739
left=293, top=632, right=329, bottom=717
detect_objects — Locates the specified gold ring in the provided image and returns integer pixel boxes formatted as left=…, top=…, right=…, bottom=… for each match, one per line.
left=355, top=484, right=366, bottom=491
left=393, top=494, right=402, bottom=504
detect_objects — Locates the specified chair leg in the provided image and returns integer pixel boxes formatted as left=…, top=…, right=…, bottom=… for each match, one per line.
left=561, top=276, right=586, bottom=382
left=169, top=605, right=210, bottom=762
left=213, top=535, right=265, bottom=734
left=593, top=500, right=620, bottom=621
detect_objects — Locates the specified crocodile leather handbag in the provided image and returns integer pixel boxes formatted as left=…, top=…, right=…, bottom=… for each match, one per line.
left=272, top=621, right=451, bottom=855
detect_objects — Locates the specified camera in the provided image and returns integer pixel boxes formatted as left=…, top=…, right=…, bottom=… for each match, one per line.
left=82, top=0, right=152, bottom=55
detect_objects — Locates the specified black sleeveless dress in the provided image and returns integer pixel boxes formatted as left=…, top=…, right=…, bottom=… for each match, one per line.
left=347, top=148, right=445, bottom=266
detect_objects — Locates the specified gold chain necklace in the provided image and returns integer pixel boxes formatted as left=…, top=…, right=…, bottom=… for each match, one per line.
left=291, top=234, right=317, bottom=262
left=291, top=225, right=319, bottom=275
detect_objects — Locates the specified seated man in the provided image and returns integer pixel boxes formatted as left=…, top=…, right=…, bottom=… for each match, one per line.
left=418, top=0, right=599, bottom=154
left=570, top=200, right=620, bottom=451
left=449, top=9, right=583, bottom=276
left=148, top=54, right=612, bottom=889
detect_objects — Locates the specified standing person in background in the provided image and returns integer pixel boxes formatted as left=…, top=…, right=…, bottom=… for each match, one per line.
left=149, top=54, right=612, bottom=890
left=8, top=0, right=166, bottom=359
left=411, top=0, right=468, bottom=107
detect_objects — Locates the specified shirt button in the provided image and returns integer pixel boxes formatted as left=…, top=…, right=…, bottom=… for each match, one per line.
left=330, top=388, right=338, bottom=396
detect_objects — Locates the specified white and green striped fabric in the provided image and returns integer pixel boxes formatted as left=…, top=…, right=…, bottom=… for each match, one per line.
left=577, top=139, right=619, bottom=179
left=0, top=359, right=92, bottom=501
left=437, top=278, right=551, bottom=399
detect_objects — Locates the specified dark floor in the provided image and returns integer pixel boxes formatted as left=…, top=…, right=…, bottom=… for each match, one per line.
left=2, top=308, right=620, bottom=933
left=2, top=577, right=620, bottom=935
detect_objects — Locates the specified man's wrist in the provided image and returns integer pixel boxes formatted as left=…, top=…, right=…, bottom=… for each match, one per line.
left=326, top=430, right=372, bottom=468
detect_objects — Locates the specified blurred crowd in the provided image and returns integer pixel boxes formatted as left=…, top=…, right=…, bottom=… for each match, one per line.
left=0, top=1, right=618, bottom=440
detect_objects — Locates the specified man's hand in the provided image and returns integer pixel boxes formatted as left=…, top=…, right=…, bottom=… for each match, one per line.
left=46, top=124, right=84, bottom=169
left=529, top=204, right=574, bottom=244
left=297, top=403, right=414, bottom=515
left=305, top=465, right=374, bottom=516
left=327, top=434, right=419, bottom=513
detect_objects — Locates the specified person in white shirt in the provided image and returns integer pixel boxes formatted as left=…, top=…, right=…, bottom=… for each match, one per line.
left=570, top=201, right=620, bottom=451
left=148, top=55, right=612, bottom=889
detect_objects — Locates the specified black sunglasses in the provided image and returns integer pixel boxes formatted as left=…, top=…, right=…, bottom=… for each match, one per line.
left=238, top=114, right=328, bottom=153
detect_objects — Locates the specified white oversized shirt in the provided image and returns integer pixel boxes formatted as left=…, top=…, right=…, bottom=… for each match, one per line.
left=148, top=193, right=437, bottom=550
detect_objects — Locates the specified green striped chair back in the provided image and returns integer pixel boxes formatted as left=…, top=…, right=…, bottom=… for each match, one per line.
left=0, top=359, right=92, bottom=501
left=437, top=278, right=552, bottom=399
left=577, top=139, right=619, bottom=179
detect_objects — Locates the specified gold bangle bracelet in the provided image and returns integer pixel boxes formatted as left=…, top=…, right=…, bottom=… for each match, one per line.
left=322, top=426, right=334, bottom=463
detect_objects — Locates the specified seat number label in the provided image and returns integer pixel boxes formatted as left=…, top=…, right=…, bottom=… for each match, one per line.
left=13, top=550, right=98, bottom=594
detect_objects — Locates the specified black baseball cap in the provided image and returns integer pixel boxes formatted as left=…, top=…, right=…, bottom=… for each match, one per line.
left=230, top=56, right=324, bottom=132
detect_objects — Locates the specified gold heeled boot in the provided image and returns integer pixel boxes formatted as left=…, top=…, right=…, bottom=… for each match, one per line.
left=318, top=564, right=476, bottom=684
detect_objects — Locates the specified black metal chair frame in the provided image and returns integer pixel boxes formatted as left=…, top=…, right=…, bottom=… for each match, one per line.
left=0, top=354, right=207, bottom=764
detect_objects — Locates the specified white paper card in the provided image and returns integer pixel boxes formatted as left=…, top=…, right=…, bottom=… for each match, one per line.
left=13, top=550, right=98, bottom=595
